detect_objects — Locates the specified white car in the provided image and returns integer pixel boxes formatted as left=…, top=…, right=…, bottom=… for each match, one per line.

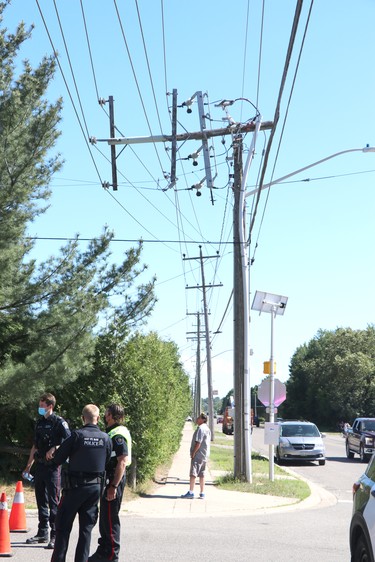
left=276, top=421, right=326, bottom=466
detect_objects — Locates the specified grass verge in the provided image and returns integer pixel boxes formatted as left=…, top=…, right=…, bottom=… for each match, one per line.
left=211, top=432, right=310, bottom=501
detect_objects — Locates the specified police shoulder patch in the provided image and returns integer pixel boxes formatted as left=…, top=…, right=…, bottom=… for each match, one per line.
left=62, top=421, right=69, bottom=429
left=115, top=436, right=124, bottom=445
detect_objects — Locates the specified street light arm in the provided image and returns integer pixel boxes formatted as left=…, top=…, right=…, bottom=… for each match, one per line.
left=245, top=146, right=375, bottom=199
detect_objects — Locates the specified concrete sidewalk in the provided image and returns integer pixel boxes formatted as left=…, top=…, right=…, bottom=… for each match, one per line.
left=123, top=422, right=336, bottom=518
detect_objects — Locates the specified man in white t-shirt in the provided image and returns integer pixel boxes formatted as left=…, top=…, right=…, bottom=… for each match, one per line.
left=181, top=413, right=211, bottom=499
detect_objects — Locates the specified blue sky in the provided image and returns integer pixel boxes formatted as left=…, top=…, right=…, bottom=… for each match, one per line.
left=5, top=0, right=375, bottom=398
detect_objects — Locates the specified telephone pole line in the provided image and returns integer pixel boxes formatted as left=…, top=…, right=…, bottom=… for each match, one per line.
left=94, top=91, right=272, bottom=477
left=185, top=248, right=222, bottom=439
left=186, top=311, right=204, bottom=418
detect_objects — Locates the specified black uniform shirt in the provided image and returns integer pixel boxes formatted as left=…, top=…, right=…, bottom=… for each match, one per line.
left=34, top=413, right=71, bottom=455
left=53, top=424, right=112, bottom=475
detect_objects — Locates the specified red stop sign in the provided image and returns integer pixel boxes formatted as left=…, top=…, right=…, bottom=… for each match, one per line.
left=257, top=378, right=286, bottom=407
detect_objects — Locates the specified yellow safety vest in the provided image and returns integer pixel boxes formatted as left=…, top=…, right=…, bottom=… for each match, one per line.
left=108, top=425, right=132, bottom=467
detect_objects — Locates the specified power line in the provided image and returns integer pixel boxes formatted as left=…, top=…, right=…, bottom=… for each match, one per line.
left=113, top=0, right=165, bottom=176
left=248, top=0, right=304, bottom=238
left=35, top=0, right=104, bottom=185
left=251, top=0, right=315, bottom=260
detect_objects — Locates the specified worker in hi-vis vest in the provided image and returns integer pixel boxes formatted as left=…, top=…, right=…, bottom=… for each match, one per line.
left=88, top=403, right=132, bottom=562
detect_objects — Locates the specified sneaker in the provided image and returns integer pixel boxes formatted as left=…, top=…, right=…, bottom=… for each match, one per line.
left=26, top=534, right=49, bottom=544
left=199, top=493, right=205, bottom=499
left=180, top=491, right=194, bottom=499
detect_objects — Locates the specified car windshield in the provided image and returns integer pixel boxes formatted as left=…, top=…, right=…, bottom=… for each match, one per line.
left=280, top=424, right=320, bottom=438
left=362, top=420, right=375, bottom=432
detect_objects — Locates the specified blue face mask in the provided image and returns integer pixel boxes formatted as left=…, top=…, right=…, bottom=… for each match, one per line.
left=38, top=407, right=47, bottom=416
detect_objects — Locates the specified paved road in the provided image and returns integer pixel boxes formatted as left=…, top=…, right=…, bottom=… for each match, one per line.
left=8, top=426, right=362, bottom=561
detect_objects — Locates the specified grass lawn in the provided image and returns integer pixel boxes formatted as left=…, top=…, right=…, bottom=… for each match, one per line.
left=210, top=429, right=310, bottom=501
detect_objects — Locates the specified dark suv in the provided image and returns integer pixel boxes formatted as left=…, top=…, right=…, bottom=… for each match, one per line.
left=350, top=454, right=375, bottom=561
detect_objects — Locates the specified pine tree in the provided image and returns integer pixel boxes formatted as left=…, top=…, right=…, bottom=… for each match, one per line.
left=0, top=3, right=156, bottom=422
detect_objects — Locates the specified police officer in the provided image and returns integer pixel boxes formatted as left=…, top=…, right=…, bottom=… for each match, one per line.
left=88, top=403, right=132, bottom=562
left=51, top=404, right=112, bottom=562
left=24, top=393, right=70, bottom=549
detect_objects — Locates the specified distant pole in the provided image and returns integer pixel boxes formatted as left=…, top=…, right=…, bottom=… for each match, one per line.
left=199, top=246, right=214, bottom=439
left=196, top=313, right=201, bottom=417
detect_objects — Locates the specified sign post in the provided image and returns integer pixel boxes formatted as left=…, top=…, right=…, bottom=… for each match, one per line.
left=251, top=291, right=288, bottom=481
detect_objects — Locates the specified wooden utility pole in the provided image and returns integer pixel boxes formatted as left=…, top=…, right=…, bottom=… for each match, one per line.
left=199, top=246, right=214, bottom=434
left=186, top=312, right=203, bottom=418
left=195, top=313, right=201, bottom=418
left=185, top=250, right=221, bottom=440
left=232, top=135, right=245, bottom=478
left=108, top=96, right=118, bottom=191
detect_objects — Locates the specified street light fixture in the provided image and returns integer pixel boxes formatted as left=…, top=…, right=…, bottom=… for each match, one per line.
left=245, top=146, right=375, bottom=199
left=251, top=291, right=288, bottom=481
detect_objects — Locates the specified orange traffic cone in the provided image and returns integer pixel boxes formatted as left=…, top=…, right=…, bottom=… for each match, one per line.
left=9, top=482, right=27, bottom=533
left=0, top=492, right=12, bottom=557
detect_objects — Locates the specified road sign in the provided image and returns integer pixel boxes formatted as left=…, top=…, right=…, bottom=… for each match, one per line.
left=257, top=378, right=286, bottom=407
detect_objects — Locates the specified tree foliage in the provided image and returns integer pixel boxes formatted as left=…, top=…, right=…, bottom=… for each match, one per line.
left=58, top=332, right=192, bottom=483
left=280, top=326, right=375, bottom=428
left=0, top=4, right=156, bottom=447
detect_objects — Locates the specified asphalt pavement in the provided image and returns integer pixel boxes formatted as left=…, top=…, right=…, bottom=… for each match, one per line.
left=7, top=422, right=338, bottom=561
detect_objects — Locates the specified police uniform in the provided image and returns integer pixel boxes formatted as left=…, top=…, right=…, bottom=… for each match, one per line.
left=93, top=424, right=131, bottom=562
left=33, top=413, right=70, bottom=540
left=51, top=423, right=112, bottom=562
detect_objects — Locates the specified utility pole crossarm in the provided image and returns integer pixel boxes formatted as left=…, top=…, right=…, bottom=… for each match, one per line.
left=94, top=120, right=274, bottom=146
left=186, top=284, right=223, bottom=289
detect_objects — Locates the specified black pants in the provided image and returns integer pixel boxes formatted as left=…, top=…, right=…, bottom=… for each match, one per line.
left=34, top=463, right=61, bottom=537
left=95, top=477, right=125, bottom=561
left=52, top=483, right=101, bottom=562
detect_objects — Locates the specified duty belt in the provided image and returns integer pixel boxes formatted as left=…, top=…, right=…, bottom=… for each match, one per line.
left=65, top=472, right=104, bottom=488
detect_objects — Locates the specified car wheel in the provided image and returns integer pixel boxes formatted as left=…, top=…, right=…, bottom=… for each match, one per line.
left=353, top=532, right=372, bottom=562
left=346, top=440, right=354, bottom=459
left=360, top=445, right=369, bottom=463
left=276, top=448, right=283, bottom=465
left=318, top=459, right=326, bottom=466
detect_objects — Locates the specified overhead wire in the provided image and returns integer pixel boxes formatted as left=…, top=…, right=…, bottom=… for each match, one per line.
left=35, top=0, right=104, bottom=185
left=248, top=0, right=304, bottom=238
left=256, top=0, right=265, bottom=110
left=52, top=0, right=90, bottom=137
left=251, top=0, right=315, bottom=260
left=160, top=0, right=172, bottom=122
left=38, top=0, right=177, bottom=248
left=134, top=0, right=164, bottom=136
left=79, top=0, right=101, bottom=104
left=113, top=0, right=166, bottom=176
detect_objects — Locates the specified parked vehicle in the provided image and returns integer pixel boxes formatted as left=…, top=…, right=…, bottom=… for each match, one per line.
left=350, top=453, right=375, bottom=562
left=275, top=421, right=326, bottom=466
left=346, top=418, right=375, bottom=463
left=216, top=415, right=223, bottom=424
left=222, top=406, right=234, bottom=435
